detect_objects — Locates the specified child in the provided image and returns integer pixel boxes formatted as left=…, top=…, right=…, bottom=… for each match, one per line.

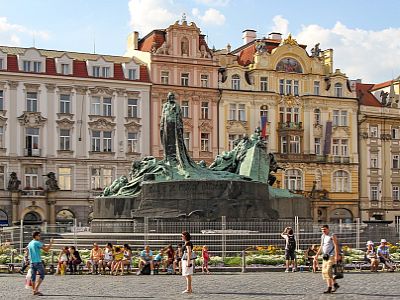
left=57, top=246, right=70, bottom=275
left=173, top=243, right=183, bottom=274
left=202, top=245, right=210, bottom=274
left=111, top=246, right=124, bottom=275
left=153, top=249, right=164, bottom=273
left=20, top=247, right=30, bottom=274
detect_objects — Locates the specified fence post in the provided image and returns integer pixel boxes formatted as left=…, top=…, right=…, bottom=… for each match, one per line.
left=144, top=217, right=149, bottom=246
left=19, top=219, right=24, bottom=255
left=43, top=222, right=48, bottom=234
left=294, top=216, right=300, bottom=251
left=221, top=216, right=226, bottom=260
left=74, top=218, right=77, bottom=248
left=356, top=217, right=361, bottom=249
left=339, top=219, right=343, bottom=234
left=241, top=250, right=246, bottom=273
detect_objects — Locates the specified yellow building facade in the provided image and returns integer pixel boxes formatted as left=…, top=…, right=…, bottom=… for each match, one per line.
left=217, top=33, right=359, bottom=223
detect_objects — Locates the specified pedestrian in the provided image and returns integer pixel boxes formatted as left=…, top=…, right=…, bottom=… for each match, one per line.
left=201, top=245, right=210, bottom=274
left=181, top=231, right=194, bottom=294
left=314, top=225, right=340, bottom=294
left=281, top=227, right=297, bottom=272
left=27, top=231, right=54, bottom=296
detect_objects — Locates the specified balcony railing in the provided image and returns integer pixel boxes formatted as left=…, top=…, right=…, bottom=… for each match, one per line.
left=275, top=153, right=327, bottom=163
left=21, top=189, right=45, bottom=196
left=24, top=148, right=41, bottom=157
left=330, top=156, right=351, bottom=164
left=278, top=122, right=303, bottom=130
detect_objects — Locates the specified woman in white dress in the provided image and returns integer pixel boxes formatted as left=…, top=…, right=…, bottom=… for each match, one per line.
left=181, top=231, right=194, bottom=294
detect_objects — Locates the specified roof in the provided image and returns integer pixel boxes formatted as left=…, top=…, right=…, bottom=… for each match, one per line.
left=138, top=30, right=166, bottom=52
left=356, top=83, right=382, bottom=107
left=371, top=80, right=392, bottom=91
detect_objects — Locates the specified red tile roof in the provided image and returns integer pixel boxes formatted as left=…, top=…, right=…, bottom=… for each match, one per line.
left=138, top=30, right=166, bottom=52
left=356, top=83, right=382, bottom=107
left=113, top=63, right=124, bottom=80
left=7, top=55, right=18, bottom=72
left=45, top=58, right=57, bottom=75
left=72, top=60, right=88, bottom=77
left=139, top=65, right=150, bottom=82
left=371, top=80, right=392, bottom=91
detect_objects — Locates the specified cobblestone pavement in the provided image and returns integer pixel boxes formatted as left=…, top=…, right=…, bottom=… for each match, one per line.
left=1, top=272, right=400, bottom=300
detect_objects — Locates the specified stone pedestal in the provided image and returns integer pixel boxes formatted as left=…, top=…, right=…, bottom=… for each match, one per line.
left=11, top=191, right=20, bottom=224
left=47, top=192, right=56, bottom=225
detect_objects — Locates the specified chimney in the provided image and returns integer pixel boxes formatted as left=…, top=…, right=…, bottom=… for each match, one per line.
left=127, top=31, right=139, bottom=51
left=242, top=29, right=257, bottom=45
left=268, top=32, right=282, bottom=41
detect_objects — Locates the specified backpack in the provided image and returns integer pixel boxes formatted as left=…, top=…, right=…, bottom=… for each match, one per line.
left=287, top=235, right=296, bottom=251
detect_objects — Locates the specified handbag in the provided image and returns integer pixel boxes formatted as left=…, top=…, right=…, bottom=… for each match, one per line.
left=333, top=262, right=344, bottom=280
left=182, top=252, right=197, bottom=260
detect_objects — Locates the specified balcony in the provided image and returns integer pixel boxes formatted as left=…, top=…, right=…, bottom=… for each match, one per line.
left=330, top=156, right=351, bottom=164
left=21, top=189, right=45, bottom=196
left=278, top=122, right=303, bottom=131
left=24, top=148, right=41, bottom=157
left=275, top=153, right=327, bottom=163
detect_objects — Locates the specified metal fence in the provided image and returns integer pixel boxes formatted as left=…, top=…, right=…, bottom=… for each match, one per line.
left=1, top=217, right=400, bottom=258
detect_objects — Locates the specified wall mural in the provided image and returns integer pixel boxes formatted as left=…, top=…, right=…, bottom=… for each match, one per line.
left=276, top=57, right=303, bottom=73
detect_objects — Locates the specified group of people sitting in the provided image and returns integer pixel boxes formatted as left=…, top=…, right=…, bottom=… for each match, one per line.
left=365, top=239, right=396, bottom=272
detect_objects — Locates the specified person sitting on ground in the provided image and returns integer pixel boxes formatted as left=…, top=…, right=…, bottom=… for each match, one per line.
left=281, top=227, right=297, bottom=272
left=304, top=244, right=319, bottom=272
left=165, top=244, right=175, bottom=273
left=174, top=243, right=183, bottom=274
left=121, top=244, right=133, bottom=274
left=377, top=239, right=395, bottom=272
left=100, top=243, right=114, bottom=274
left=365, top=241, right=379, bottom=272
left=68, top=246, right=82, bottom=275
left=86, top=243, right=103, bottom=274
left=19, top=247, right=30, bottom=274
left=137, top=245, right=154, bottom=275
left=56, top=246, right=70, bottom=275
left=153, top=249, right=164, bottom=272
left=111, top=246, right=124, bottom=275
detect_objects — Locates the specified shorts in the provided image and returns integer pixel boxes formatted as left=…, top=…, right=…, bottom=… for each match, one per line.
left=31, top=262, right=45, bottom=282
left=322, top=256, right=335, bottom=280
left=285, top=249, right=296, bottom=260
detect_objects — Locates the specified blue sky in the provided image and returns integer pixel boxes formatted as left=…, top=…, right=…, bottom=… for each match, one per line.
left=1, top=0, right=400, bottom=83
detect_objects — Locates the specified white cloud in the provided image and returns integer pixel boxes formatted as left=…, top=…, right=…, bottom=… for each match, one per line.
left=296, top=21, right=400, bottom=83
left=128, top=0, right=178, bottom=35
left=192, top=8, right=225, bottom=26
left=0, top=17, right=49, bottom=46
left=194, top=0, right=230, bottom=6
left=271, top=15, right=289, bottom=36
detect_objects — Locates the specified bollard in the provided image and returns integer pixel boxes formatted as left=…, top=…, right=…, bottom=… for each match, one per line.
left=241, top=250, right=246, bottom=273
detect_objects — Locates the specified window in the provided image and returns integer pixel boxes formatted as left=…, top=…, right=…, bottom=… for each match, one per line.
left=23, top=61, right=31, bottom=72
left=103, top=131, right=112, bottom=152
left=127, top=99, right=139, bottom=118
left=201, top=133, right=210, bottom=151
left=279, top=107, right=300, bottom=124
left=181, top=73, right=189, bottom=86
left=183, top=132, right=190, bottom=150
left=315, top=169, right=322, bottom=190
left=128, top=69, right=136, bottom=80
left=289, top=136, right=301, bottom=154
left=231, top=74, right=240, bottom=90
left=333, top=170, right=349, bottom=192
left=333, top=110, right=339, bottom=126
left=293, top=80, right=299, bottom=96
left=281, top=136, right=287, bottom=153
left=314, top=109, right=321, bottom=125
left=26, top=128, right=39, bottom=150
left=370, top=126, right=378, bottom=138
left=59, top=129, right=70, bottom=150
left=26, top=92, right=38, bottom=112
left=91, top=168, right=113, bottom=190
left=0, top=90, right=3, bottom=111
left=279, top=79, right=284, bottom=94
left=58, top=167, right=71, bottom=190
left=33, top=62, right=41, bottom=72
left=260, top=77, right=268, bottom=91
left=127, top=132, right=138, bottom=152
left=102, top=67, right=110, bottom=78
left=92, top=66, right=100, bottom=77
left=0, top=58, right=3, bottom=70
left=60, top=94, right=71, bottom=114
left=91, top=96, right=113, bottom=116
left=0, top=166, right=4, bottom=189
left=61, top=64, right=69, bottom=75
left=103, top=98, right=112, bottom=116
left=332, top=139, right=348, bottom=156
left=91, top=131, right=101, bottom=152
left=315, top=138, right=321, bottom=155
left=334, top=83, right=343, bottom=97
left=284, top=169, right=302, bottom=191
left=392, top=128, right=399, bottom=139
left=340, top=111, right=348, bottom=126
left=393, top=155, right=399, bottom=169
left=238, top=104, right=246, bottom=121
left=229, top=104, right=237, bottom=120
left=25, top=167, right=39, bottom=189
left=201, top=75, right=209, bottom=88
left=285, top=80, right=292, bottom=95
left=161, top=71, right=169, bottom=84
left=260, top=105, right=268, bottom=120
left=0, top=127, right=3, bottom=148
left=181, top=101, right=189, bottom=118
left=332, top=139, right=339, bottom=156
left=314, top=81, right=320, bottom=95
left=333, top=110, right=348, bottom=126
left=201, top=102, right=209, bottom=119
left=340, top=139, right=348, bottom=157
left=370, top=185, right=379, bottom=201
left=370, top=153, right=378, bottom=168
left=393, top=186, right=400, bottom=201
left=228, top=134, right=240, bottom=150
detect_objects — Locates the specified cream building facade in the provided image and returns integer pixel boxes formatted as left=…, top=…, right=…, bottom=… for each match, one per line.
left=216, top=32, right=359, bottom=223
left=0, top=46, right=150, bottom=226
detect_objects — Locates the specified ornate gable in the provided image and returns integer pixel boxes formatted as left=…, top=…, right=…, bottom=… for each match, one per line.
left=18, top=112, right=47, bottom=127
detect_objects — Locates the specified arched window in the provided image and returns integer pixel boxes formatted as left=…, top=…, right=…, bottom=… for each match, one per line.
left=231, top=74, right=240, bottom=90
left=23, top=211, right=42, bottom=225
left=56, top=209, right=75, bottom=224
left=333, top=170, right=349, bottom=192
left=334, top=83, right=343, bottom=97
left=284, top=169, right=303, bottom=191
left=181, top=37, right=189, bottom=56
left=0, top=209, right=8, bottom=226
left=314, top=108, right=321, bottom=125
left=260, top=105, right=268, bottom=120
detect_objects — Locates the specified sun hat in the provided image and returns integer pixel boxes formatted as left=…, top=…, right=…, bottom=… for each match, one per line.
left=366, top=241, right=374, bottom=245
left=380, top=239, right=387, bottom=243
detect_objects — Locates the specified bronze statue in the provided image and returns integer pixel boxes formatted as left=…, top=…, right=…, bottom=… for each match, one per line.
left=45, top=172, right=60, bottom=191
left=268, top=153, right=284, bottom=186
left=7, top=172, right=21, bottom=191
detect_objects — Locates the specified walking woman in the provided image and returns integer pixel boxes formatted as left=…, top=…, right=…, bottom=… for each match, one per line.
left=181, top=231, right=194, bottom=294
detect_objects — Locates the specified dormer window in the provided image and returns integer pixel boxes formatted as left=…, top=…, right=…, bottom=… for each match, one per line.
left=93, top=66, right=100, bottom=77
left=61, top=64, right=70, bottom=75
left=102, top=67, right=110, bottom=78
left=128, top=69, right=136, bottom=80
left=0, top=58, right=3, bottom=70
left=23, top=61, right=42, bottom=72
left=55, top=54, right=73, bottom=75
left=87, top=57, right=113, bottom=78
left=18, top=48, right=45, bottom=73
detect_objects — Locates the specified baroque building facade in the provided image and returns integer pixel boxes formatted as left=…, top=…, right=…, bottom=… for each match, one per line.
left=126, top=19, right=220, bottom=163
left=0, top=46, right=150, bottom=226
left=216, top=31, right=359, bottom=223
left=357, top=81, right=400, bottom=225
